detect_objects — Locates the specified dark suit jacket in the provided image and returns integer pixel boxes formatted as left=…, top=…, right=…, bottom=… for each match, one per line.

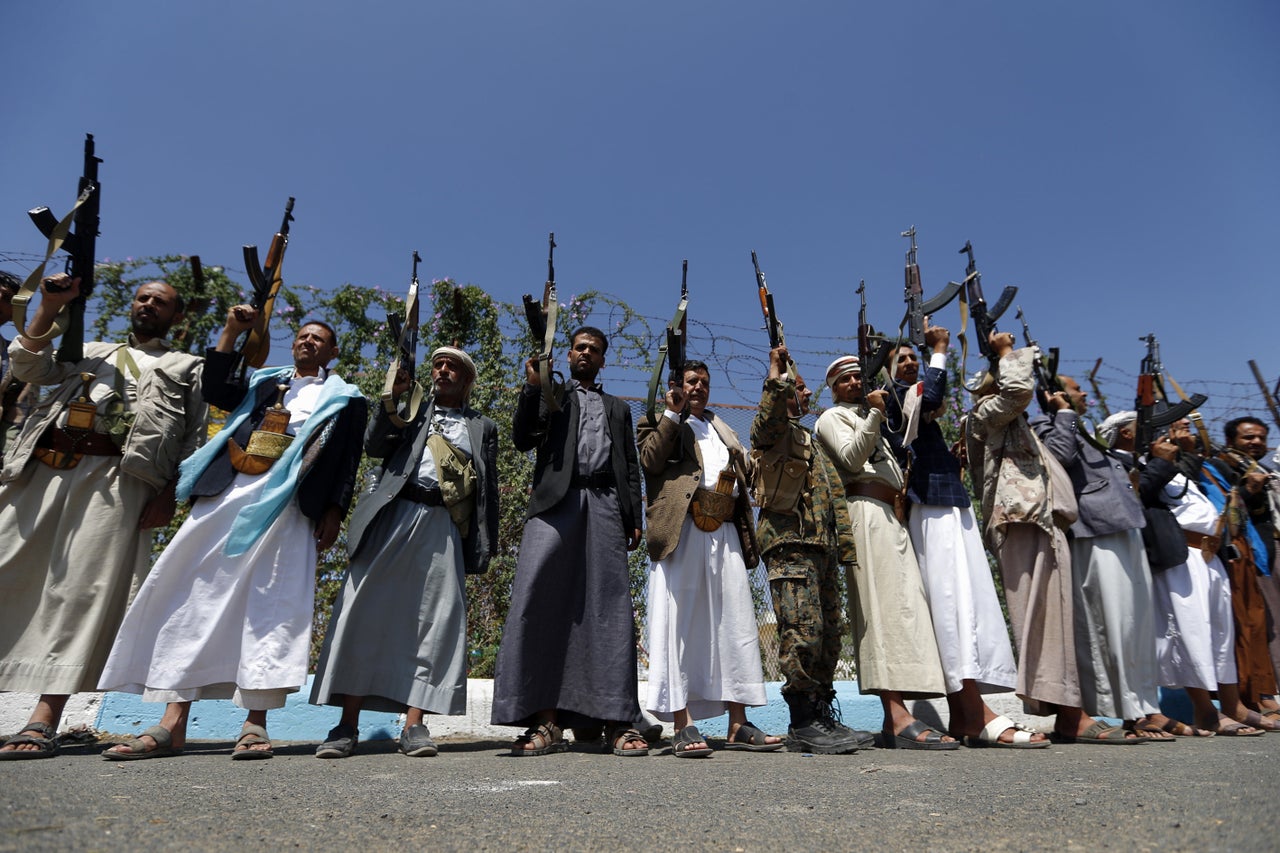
left=885, top=366, right=970, bottom=508
left=512, top=381, right=642, bottom=533
left=191, top=348, right=368, bottom=522
left=1031, top=409, right=1144, bottom=538
left=347, top=399, right=499, bottom=574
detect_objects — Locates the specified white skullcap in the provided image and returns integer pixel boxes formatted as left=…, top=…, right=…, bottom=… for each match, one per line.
left=825, top=355, right=860, bottom=389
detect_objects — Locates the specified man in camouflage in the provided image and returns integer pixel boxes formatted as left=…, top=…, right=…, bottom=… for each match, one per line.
left=750, top=344, right=866, bottom=753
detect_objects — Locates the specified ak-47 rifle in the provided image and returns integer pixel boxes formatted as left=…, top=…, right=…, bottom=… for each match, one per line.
left=956, top=240, right=1017, bottom=390
left=236, top=197, right=295, bottom=380
left=645, top=260, right=689, bottom=427
left=857, top=280, right=895, bottom=388
left=522, top=232, right=563, bottom=412
left=1015, top=305, right=1062, bottom=412
left=381, top=251, right=425, bottom=428
left=1248, top=360, right=1280, bottom=432
left=900, top=226, right=960, bottom=348
left=21, top=133, right=102, bottom=363
left=1134, top=333, right=1208, bottom=458
left=752, top=250, right=805, bottom=413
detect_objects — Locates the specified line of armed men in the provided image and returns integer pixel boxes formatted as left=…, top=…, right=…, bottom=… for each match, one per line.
left=3, top=137, right=1280, bottom=762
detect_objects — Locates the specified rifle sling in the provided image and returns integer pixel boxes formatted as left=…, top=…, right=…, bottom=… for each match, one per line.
left=645, top=296, right=688, bottom=427
left=537, top=289, right=560, bottom=413
left=13, top=187, right=94, bottom=345
left=381, top=285, right=424, bottom=428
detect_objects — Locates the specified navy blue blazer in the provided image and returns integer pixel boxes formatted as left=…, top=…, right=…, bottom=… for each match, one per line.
left=885, top=366, right=970, bottom=508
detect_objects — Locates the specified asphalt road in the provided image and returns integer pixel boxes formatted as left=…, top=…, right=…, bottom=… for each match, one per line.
left=2, top=732, right=1277, bottom=852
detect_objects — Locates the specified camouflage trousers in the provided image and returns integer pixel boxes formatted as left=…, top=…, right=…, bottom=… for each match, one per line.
left=767, top=545, right=844, bottom=699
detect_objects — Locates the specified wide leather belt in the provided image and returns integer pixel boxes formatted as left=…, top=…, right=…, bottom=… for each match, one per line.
left=38, top=426, right=121, bottom=456
left=571, top=469, right=615, bottom=489
left=33, top=426, right=122, bottom=469
left=845, top=480, right=906, bottom=523
left=401, top=483, right=445, bottom=506
left=1184, top=529, right=1222, bottom=562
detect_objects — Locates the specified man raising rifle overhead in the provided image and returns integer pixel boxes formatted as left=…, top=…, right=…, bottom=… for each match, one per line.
left=0, top=273, right=206, bottom=760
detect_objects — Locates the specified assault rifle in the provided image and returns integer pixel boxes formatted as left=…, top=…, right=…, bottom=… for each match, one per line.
left=381, top=251, right=425, bottom=428
left=645, top=260, right=689, bottom=427
left=1015, top=305, right=1062, bottom=412
left=1134, top=333, right=1208, bottom=457
left=752, top=250, right=803, bottom=411
left=857, top=279, right=895, bottom=388
left=522, top=232, right=562, bottom=412
left=24, top=133, right=102, bottom=363
left=236, top=197, right=295, bottom=379
left=956, top=241, right=1016, bottom=389
left=900, top=226, right=960, bottom=348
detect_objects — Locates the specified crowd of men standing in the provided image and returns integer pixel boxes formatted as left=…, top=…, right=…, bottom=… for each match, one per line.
left=2, top=270, right=1279, bottom=762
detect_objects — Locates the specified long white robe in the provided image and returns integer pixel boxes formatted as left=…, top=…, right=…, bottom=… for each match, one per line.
left=909, top=504, right=1018, bottom=694
left=646, top=416, right=766, bottom=722
left=98, top=376, right=324, bottom=710
left=1153, top=473, right=1236, bottom=690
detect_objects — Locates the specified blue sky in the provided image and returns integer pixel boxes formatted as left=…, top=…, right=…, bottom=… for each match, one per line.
left=2, top=1, right=1276, bottom=429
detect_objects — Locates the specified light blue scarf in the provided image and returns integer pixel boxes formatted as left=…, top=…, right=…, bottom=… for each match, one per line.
left=177, top=366, right=364, bottom=557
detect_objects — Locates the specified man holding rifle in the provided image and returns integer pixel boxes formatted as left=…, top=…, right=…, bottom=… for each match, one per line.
left=98, top=307, right=366, bottom=760
left=311, top=346, right=499, bottom=759
left=0, top=274, right=205, bottom=759
left=884, top=323, right=1042, bottom=747
left=1031, top=374, right=1164, bottom=740
left=751, top=345, right=867, bottom=753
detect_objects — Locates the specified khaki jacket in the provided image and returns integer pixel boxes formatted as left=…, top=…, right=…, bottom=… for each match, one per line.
left=637, top=410, right=759, bottom=565
left=4, top=338, right=205, bottom=490
left=964, top=348, right=1055, bottom=548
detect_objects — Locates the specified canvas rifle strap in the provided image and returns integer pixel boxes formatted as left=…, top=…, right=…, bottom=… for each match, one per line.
left=381, top=287, right=425, bottom=429
left=645, top=298, right=688, bottom=428
left=537, top=291, right=561, bottom=413
left=12, top=186, right=94, bottom=344
left=956, top=274, right=975, bottom=391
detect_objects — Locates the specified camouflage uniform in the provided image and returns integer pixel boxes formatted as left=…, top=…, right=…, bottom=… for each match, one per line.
left=751, top=377, right=855, bottom=702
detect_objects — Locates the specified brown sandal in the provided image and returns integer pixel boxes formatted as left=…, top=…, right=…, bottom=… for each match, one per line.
left=511, top=721, right=568, bottom=757
left=608, top=726, right=649, bottom=757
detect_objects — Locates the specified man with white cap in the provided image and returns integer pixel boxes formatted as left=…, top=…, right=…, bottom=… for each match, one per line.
left=311, top=346, right=499, bottom=758
left=815, top=353, right=954, bottom=749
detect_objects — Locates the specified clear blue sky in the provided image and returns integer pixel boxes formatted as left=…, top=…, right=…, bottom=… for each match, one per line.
left=2, top=1, right=1276, bottom=429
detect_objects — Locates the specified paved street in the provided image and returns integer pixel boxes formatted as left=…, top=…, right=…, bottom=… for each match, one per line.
left=2, top=732, right=1277, bottom=851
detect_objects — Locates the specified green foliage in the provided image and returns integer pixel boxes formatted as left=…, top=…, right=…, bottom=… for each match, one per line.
left=79, top=256, right=671, bottom=678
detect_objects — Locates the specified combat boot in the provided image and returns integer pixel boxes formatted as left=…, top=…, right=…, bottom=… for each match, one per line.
left=784, top=693, right=860, bottom=754
left=816, top=695, right=876, bottom=748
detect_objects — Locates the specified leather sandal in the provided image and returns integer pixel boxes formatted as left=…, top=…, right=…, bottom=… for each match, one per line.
left=511, top=721, right=568, bottom=757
